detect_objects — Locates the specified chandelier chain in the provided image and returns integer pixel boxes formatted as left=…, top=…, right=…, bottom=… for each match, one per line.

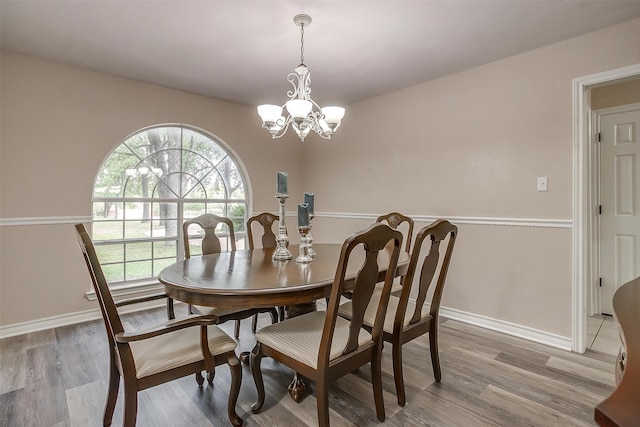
left=300, top=22, right=305, bottom=66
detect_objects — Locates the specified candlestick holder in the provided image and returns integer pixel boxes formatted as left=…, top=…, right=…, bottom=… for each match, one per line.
left=307, top=215, right=316, bottom=257
left=273, top=194, right=293, bottom=261
left=296, top=226, right=313, bottom=263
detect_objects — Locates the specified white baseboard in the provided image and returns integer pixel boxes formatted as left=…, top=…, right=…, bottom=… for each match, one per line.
left=439, top=305, right=573, bottom=351
left=1, top=299, right=572, bottom=351
left=0, top=299, right=167, bottom=339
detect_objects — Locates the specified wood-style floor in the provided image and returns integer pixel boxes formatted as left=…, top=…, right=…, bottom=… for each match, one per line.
left=0, top=305, right=616, bottom=426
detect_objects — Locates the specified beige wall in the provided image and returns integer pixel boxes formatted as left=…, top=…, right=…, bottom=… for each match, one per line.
left=2, top=17, right=640, bottom=341
left=591, top=78, right=640, bottom=110
left=0, top=51, right=303, bottom=326
left=307, top=17, right=640, bottom=337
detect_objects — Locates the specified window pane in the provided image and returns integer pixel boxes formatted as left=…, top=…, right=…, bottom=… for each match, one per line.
left=103, top=263, right=124, bottom=283
left=187, top=238, right=203, bottom=257
left=92, top=202, right=124, bottom=220
left=182, top=202, right=204, bottom=219
left=154, top=258, right=176, bottom=275
left=126, top=242, right=152, bottom=262
left=95, top=243, right=124, bottom=263
left=220, top=158, right=245, bottom=200
left=125, top=220, right=151, bottom=239
left=183, top=182, right=207, bottom=200
left=123, top=165, right=162, bottom=199
left=206, top=203, right=225, bottom=216
left=201, top=171, right=227, bottom=199
left=94, top=146, right=138, bottom=198
left=154, top=241, right=177, bottom=258
left=182, top=128, right=227, bottom=163
left=228, top=203, right=246, bottom=233
left=125, top=260, right=152, bottom=281
left=151, top=203, right=177, bottom=238
left=152, top=220, right=177, bottom=238
left=152, top=203, right=178, bottom=220
left=93, top=220, right=123, bottom=240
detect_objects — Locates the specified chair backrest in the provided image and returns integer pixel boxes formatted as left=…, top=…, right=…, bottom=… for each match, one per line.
left=75, top=223, right=124, bottom=350
left=320, top=222, right=403, bottom=369
left=183, top=214, right=236, bottom=259
left=246, top=212, right=279, bottom=250
left=397, top=219, right=457, bottom=328
left=376, top=212, right=414, bottom=252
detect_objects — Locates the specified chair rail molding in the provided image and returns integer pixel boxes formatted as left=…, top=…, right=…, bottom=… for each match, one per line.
left=0, top=216, right=92, bottom=227
left=317, top=212, right=572, bottom=229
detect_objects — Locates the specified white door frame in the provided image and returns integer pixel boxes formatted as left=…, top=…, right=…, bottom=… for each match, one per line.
left=572, top=63, right=640, bottom=353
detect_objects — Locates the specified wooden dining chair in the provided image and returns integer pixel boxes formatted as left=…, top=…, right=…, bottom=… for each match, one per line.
left=183, top=213, right=278, bottom=339
left=250, top=222, right=403, bottom=426
left=246, top=212, right=285, bottom=327
left=74, top=224, right=243, bottom=427
left=338, top=219, right=457, bottom=407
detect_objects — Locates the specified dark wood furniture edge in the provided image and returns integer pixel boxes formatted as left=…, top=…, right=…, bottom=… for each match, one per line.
left=594, top=275, right=640, bottom=427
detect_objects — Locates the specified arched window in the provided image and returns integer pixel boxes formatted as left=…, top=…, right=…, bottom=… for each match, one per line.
left=92, top=125, right=249, bottom=286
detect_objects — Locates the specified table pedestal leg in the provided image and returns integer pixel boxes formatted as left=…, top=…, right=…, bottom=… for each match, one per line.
left=284, top=302, right=316, bottom=402
left=288, top=373, right=307, bottom=402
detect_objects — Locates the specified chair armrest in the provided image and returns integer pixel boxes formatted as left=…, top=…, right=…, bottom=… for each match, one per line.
left=114, top=292, right=170, bottom=307
left=115, top=314, right=220, bottom=343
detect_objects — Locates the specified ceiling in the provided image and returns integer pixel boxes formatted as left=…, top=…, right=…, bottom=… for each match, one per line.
left=2, top=1, right=640, bottom=107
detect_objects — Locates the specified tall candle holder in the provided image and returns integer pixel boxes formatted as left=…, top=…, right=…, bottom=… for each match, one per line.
left=307, top=215, right=316, bottom=257
left=273, top=194, right=293, bottom=261
left=296, top=226, right=313, bottom=263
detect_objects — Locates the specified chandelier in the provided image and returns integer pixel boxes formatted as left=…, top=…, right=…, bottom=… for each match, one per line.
left=257, top=14, right=345, bottom=142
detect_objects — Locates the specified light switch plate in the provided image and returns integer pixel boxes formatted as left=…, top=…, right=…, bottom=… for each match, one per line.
left=537, top=176, right=548, bottom=192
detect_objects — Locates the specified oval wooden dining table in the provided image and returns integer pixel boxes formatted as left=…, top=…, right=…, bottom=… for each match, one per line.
left=158, top=243, right=410, bottom=401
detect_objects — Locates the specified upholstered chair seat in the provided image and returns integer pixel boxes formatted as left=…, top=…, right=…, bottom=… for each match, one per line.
left=255, top=311, right=373, bottom=369
left=130, top=323, right=237, bottom=378
left=189, top=305, right=248, bottom=318
left=339, top=292, right=429, bottom=336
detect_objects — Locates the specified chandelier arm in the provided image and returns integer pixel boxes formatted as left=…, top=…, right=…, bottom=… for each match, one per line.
left=263, top=115, right=293, bottom=139
left=286, top=72, right=300, bottom=99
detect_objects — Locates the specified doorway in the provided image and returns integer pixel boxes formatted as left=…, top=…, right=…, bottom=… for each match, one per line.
left=573, top=63, right=640, bottom=353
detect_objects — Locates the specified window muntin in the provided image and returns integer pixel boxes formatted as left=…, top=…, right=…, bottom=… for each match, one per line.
left=92, top=125, right=248, bottom=286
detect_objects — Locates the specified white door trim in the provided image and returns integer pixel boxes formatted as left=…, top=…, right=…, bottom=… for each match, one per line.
left=572, top=63, right=640, bottom=353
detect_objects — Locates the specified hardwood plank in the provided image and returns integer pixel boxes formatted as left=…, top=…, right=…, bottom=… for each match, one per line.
left=0, top=389, right=22, bottom=427
left=545, top=355, right=616, bottom=387
left=66, top=380, right=104, bottom=426
left=479, top=384, right=593, bottom=426
left=21, top=344, right=69, bottom=426
left=0, top=335, right=26, bottom=394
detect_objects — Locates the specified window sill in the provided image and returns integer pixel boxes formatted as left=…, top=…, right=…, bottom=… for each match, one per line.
left=85, top=280, right=165, bottom=301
